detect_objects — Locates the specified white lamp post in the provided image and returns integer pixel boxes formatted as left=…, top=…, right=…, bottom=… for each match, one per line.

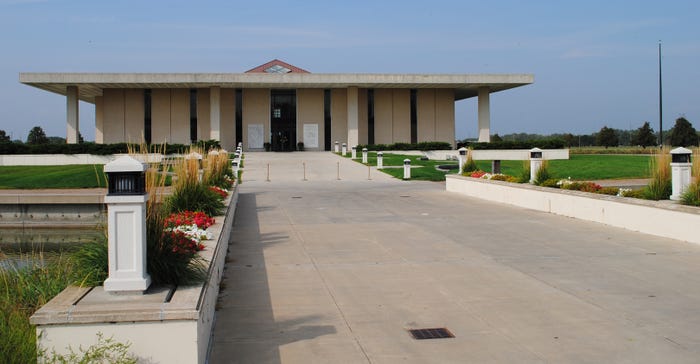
left=103, top=156, right=151, bottom=294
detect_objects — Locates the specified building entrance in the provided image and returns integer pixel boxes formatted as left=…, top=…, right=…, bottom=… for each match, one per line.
left=270, top=90, right=296, bottom=151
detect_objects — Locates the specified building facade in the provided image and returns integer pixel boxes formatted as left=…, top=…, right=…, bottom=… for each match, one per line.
left=20, top=60, right=533, bottom=151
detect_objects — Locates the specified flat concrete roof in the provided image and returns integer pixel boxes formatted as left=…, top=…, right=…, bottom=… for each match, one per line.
left=19, top=72, right=534, bottom=103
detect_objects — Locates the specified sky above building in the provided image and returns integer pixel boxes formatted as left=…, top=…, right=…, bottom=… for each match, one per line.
left=0, top=0, right=698, bottom=142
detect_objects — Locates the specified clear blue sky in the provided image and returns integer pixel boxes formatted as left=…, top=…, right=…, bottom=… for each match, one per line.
left=1, top=0, right=698, bottom=141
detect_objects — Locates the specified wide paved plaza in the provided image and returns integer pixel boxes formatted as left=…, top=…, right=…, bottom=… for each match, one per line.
left=210, top=152, right=700, bottom=363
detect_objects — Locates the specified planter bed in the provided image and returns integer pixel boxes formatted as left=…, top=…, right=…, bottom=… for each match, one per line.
left=30, top=182, right=239, bottom=363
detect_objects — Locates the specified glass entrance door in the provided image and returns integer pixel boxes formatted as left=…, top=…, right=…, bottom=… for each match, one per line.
left=270, top=90, right=296, bottom=151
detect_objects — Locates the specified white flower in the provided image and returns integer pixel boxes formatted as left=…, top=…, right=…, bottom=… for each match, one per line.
left=165, top=224, right=212, bottom=243
left=617, top=188, right=632, bottom=197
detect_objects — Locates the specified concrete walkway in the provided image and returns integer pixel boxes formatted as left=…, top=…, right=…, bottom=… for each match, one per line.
left=210, top=152, right=700, bottom=363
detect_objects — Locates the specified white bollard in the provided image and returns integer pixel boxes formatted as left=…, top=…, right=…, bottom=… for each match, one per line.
left=670, top=147, right=693, bottom=200
left=529, top=148, right=543, bottom=184
left=403, top=158, right=411, bottom=180
left=458, top=147, right=467, bottom=174
left=334, top=141, right=340, bottom=153
left=377, top=152, right=384, bottom=169
left=362, top=148, right=368, bottom=164
left=342, top=143, right=347, bottom=156
left=103, top=156, right=151, bottom=294
left=351, top=146, right=357, bottom=159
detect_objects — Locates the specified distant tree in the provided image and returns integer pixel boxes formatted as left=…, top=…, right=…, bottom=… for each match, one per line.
left=562, top=133, right=575, bottom=147
left=631, top=122, right=657, bottom=148
left=491, top=133, right=503, bottom=142
left=0, top=130, right=10, bottom=143
left=27, top=126, right=49, bottom=145
left=48, top=136, right=66, bottom=144
left=596, top=126, right=619, bottom=148
left=669, top=117, right=699, bottom=147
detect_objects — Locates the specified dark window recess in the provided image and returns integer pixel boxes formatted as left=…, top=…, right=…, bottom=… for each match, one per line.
left=144, top=89, right=151, bottom=144
left=367, top=89, right=375, bottom=145
left=235, top=89, right=243, bottom=146
left=410, top=89, right=417, bottom=144
left=190, top=89, right=198, bottom=143
left=324, top=89, right=331, bottom=150
left=408, top=328, right=455, bottom=340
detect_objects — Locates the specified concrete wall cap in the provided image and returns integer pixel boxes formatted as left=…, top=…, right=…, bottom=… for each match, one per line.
left=671, top=147, right=693, bottom=155
left=104, top=155, right=147, bottom=173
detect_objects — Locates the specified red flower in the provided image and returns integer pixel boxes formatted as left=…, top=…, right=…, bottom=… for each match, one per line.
left=470, top=171, right=486, bottom=178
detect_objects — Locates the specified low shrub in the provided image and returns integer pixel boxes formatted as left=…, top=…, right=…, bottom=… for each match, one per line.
left=619, top=188, right=645, bottom=198
left=599, top=187, right=620, bottom=195
left=539, top=178, right=560, bottom=188
left=357, top=141, right=452, bottom=151
left=490, top=174, right=509, bottom=181
left=166, top=183, right=224, bottom=217
left=463, top=139, right=566, bottom=150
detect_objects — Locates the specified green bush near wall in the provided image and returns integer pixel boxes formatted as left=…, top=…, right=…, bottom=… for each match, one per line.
left=459, top=139, right=566, bottom=150
left=0, top=140, right=221, bottom=155
left=356, top=141, right=452, bottom=151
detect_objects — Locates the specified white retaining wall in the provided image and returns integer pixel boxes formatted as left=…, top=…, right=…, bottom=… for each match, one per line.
left=446, top=175, right=700, bottom=244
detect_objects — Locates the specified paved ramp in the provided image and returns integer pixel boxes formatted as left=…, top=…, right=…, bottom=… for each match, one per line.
left=210, top=151, right=700, bottom=363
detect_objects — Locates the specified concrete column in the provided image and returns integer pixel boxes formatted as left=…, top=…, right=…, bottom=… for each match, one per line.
left=95, top=96, right=104, bottom=144
left=210, top=86, right=221, bottom=141
left=478, top=87, right=490, bottom=143
left=66, top=86, right=79, bottom=143
left=347, top=87, right=359, bottom=148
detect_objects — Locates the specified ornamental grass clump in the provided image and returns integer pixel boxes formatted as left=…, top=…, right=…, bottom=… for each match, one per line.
left=203, top=149, right=234, bottom=189
left=166, top=147, right=224, bottom=216
left=680, top=147, right=700, bottom=206
left=533, top=160, right=552, bottom=186
left=643, top=147, right=672, bottom=200
left=461, top=149, right=478, bottom=174
left=127, top=144, right=209, bottom=285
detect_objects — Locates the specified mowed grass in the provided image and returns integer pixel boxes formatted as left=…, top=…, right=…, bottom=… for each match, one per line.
left=345, top=152, right=652, bottom=182
left=0, top=165, right=107, bottom=189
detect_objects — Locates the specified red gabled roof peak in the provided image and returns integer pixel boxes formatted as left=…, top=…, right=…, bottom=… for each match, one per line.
left=245, top=59, right=310, bottom=74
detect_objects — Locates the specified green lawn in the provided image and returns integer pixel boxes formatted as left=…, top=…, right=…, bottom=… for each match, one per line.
left=343, top=152, right=652, bottom=182
left=0, top=165, right=107, bottom=189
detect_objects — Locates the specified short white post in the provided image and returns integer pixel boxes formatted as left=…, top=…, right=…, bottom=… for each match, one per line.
left=403, top=158, right=411, bottom=180
left=351, top=146, right=357, bottom=159
left=232, top=159, right=239, bottom=174
left=377, top=152, right=384, bottom=169
left=342, top=143, right=347, bottom=156
left=362, top=148, right=368, bottom=164
left=334, top=141, right=340, bottom=153
left=670, top=147, right=693, bottom=201
left=458, top=147, right=467, bottom=175
left=529, top=148, right=543, bottom=184
left=103, top=156, right=151, bottom=294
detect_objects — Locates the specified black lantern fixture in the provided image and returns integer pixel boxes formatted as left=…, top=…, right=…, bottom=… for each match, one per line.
left=671, top=147, right=692, bottom=163
left=530, top=148, right=543, bottom=159
left=104, top=156, right=148, bottom=196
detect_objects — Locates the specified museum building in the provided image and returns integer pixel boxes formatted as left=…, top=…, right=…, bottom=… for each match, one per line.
left=20, top=60, right=533, bottom=151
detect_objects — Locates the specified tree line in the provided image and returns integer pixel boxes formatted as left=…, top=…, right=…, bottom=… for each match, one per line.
left=488, top=117, right=699, bottom=148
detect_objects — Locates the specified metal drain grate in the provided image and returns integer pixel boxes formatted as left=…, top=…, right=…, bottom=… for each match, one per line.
left=409, top=328, right=454, bottom=340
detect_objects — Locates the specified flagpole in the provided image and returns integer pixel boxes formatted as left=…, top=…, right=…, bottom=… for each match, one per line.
left=658, top=41, right=663, bottom=145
